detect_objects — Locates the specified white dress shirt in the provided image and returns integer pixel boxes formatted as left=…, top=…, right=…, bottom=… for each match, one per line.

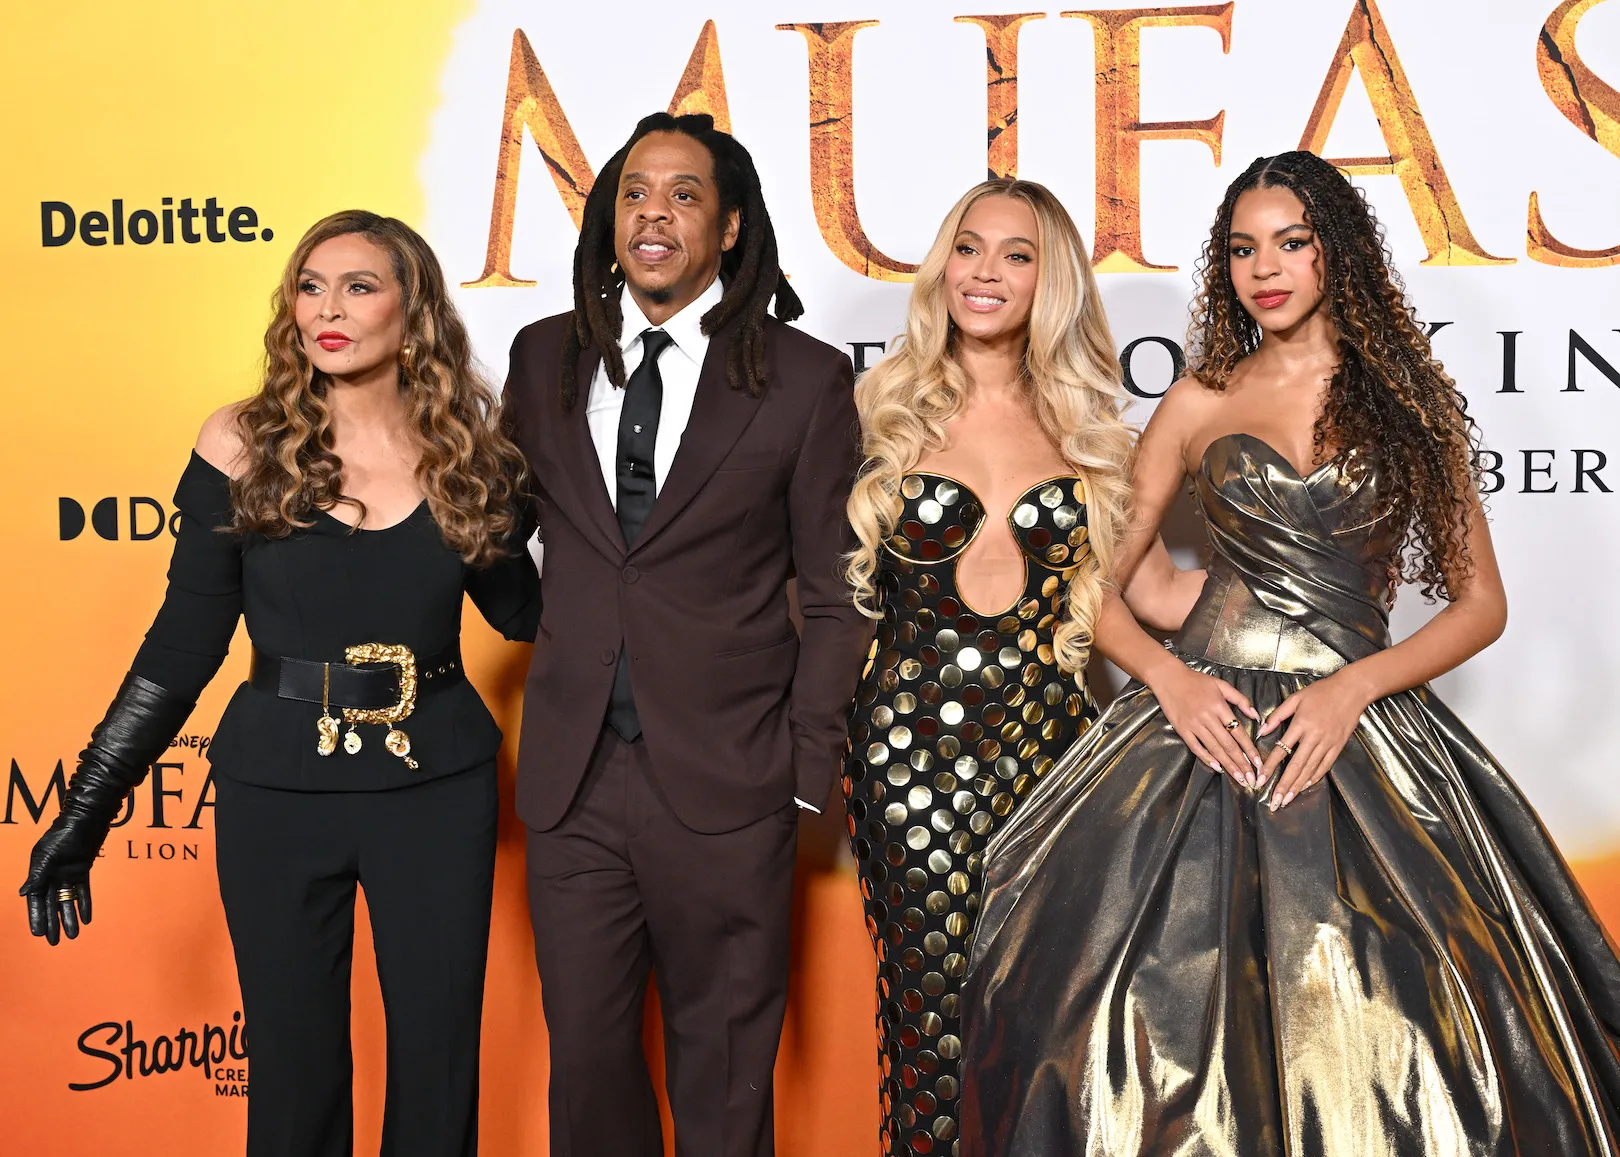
left=584, top=278, right=720, bottom=500
left=586, top=277, right=820, bottom=814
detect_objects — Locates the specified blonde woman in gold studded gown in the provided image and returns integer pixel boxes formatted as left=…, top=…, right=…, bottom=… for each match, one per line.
left=841, top=179, right=1201, bottom=1157
left=961, top=151, right=1620, bottom=1156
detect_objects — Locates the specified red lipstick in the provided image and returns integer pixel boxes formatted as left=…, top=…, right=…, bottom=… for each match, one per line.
left=1252, top=291, right=1292, bottom=310
left=315, top=330, right=352, bottom=351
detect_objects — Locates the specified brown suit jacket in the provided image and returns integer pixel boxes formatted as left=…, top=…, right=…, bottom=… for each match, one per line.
left=504, top=310, right=870, bottom=834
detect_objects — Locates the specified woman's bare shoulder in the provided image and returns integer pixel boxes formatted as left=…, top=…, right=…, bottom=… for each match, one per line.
left=1141, top=374, right=1224, bottom=442
left=1159, top=372, right=1226, bottom=412
left=195, top=403, right=249, bottom=478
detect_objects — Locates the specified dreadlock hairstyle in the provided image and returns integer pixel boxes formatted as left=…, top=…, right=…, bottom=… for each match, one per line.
left=1187, top=150, right=1485, bottom=601
left=561, top=112, right=802, bottom=408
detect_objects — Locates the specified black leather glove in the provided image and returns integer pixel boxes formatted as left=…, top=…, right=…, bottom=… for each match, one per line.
left=20, top=674, right=194, bottom=945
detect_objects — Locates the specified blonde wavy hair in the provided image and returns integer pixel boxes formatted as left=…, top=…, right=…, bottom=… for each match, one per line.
left=230, top=210, right=526, bottom=566
left=845, top=179, right=1134, bottom=674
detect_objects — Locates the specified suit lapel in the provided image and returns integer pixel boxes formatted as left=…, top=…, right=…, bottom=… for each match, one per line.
left=633, top=318, right=762, bottom=553
left=550, top=344, right=627, bottom=558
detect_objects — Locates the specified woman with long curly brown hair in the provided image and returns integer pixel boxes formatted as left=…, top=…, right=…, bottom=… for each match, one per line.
left=960, top=152, right=1620, bottom=1155
left=20, top=210, right=538, bottom=1156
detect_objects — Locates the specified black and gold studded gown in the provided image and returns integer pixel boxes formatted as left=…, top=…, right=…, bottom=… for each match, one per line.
left=843, top=471, right=1100, bottom=1157
left=960, top=434, right=1620, bottom=1156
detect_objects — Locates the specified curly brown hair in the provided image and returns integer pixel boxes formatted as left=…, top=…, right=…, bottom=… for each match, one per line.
left=231, top=210, right=527, bottom=566
left=1188, top=151, right=1484, bottom=601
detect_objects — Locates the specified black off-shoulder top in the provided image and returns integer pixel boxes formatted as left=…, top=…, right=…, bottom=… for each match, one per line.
left=128, top=453, right=540, bottom=791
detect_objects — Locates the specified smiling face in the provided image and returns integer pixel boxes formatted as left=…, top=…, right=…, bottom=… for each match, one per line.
left=942, top=194, right=1040, bottom=346
left=1227, top=185, right=1327, bottom=334
left=293, top=233, right=406, bottom=381
left=613, top=130, right=740, bottom=325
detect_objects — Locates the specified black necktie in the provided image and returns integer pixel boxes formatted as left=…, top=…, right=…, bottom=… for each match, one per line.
left=606, top=328, right=673, bottom=742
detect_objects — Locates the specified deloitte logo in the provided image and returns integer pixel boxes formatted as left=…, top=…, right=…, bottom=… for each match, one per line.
left=41, top=197, right=272, bottom=248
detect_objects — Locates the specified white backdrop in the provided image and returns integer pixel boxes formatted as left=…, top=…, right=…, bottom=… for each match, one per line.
left=420, top=0, right=1620, bottom=850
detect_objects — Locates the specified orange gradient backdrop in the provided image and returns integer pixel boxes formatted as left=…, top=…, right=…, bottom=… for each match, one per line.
left=0, top=5, right=879, bottom=1152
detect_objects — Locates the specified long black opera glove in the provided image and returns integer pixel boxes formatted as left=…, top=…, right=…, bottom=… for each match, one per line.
left=19, top=674, right=194, bottom=945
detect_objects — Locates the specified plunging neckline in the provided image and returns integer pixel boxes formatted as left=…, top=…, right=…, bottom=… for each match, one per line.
left=901, top=469, right=1086, bottom=618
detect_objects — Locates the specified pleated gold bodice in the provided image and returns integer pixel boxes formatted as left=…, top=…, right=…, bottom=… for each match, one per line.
left=1175, top=432, right=1400, bottom=676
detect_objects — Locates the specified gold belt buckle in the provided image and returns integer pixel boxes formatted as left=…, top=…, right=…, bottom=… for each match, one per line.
left=340, top=643, right=419, bottom=769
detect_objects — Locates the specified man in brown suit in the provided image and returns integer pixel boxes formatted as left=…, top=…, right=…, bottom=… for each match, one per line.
left=502, top=112, right=869, bottom=1156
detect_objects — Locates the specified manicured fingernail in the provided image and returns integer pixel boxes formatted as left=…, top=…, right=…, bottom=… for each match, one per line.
left=1283, top=791, right=1295, bottom=806
left=1212, top=761, right=1223, bottom=774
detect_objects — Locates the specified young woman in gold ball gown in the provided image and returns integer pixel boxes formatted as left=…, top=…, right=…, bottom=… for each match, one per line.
left=961, top=151, right=1620, bottom=1157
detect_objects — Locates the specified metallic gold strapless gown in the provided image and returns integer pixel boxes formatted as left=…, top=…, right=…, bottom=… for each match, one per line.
left=845, top=472, right=1100, bottom=1156
left=960, top=433, right=1620, bottom=1156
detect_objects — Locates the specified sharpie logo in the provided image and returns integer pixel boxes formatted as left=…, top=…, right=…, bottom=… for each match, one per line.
left=41, top=198, right=273, bottom=247
left=71, top=1013, right=249, bottom=1093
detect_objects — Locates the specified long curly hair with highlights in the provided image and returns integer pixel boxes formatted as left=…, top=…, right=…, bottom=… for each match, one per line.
left=845, top=179, right=1135, bottom=675
left=1188, top=151, right=1484, bottom=600
left=231, top=210, right=527, bottom=566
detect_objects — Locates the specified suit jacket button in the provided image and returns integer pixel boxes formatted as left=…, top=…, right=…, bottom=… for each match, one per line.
left=600, top=649, right=615, bottom=665
left=621, top=565, right=639, bottom=583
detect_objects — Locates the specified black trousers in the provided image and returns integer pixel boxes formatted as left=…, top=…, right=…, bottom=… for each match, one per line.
left=526, top=728, right=799, bottom=1157
left=215, top=764, right=498, bottom=1157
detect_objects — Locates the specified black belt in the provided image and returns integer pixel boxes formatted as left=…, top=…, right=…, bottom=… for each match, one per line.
left=249, top=644, right=464, bottom=710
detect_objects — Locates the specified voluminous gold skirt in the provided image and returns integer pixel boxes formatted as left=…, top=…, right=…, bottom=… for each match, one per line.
left=960, top=654, right=1620, bottom=1156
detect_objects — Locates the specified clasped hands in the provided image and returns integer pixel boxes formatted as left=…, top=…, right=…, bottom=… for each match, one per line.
left=1147, top=658, right=1373, bottom=810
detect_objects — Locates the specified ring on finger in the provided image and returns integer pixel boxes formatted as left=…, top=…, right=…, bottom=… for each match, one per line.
left=1223, top=718, right=1241, bottom=730
left=1278, top=741, right=1295, bottom=755
left=56, top=888, right=75, bottom=902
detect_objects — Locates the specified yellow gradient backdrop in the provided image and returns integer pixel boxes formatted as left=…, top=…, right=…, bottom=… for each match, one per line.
left=2, top=3, right=1617, bottom=1156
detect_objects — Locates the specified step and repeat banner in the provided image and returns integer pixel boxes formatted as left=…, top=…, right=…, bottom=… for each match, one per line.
left=2, top=1, right=1617, bottom=1153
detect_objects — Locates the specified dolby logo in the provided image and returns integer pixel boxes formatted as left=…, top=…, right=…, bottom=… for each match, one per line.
left=59, top=497, right=180, bottom=541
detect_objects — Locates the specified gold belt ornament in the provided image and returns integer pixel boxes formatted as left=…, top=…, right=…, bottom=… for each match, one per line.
left=314, top=643, right=420, bottom=769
